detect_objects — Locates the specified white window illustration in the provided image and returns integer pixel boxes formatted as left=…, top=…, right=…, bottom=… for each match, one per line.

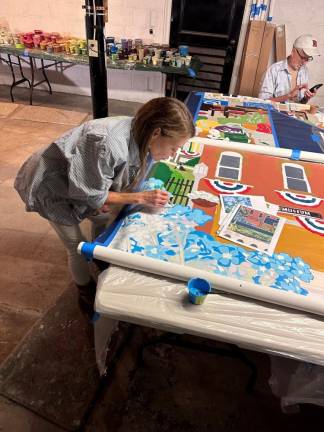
left=216, top=152, right=242, bottom=181
left=282, top=163, right=311, bottom=193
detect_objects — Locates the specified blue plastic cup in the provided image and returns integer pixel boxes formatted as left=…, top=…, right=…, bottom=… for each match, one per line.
left=188, top=278, right=212, bottom=305
left=179, top=45, right=189, bottom=57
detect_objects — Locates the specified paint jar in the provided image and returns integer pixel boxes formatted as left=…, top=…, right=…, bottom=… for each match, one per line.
left=137, top=48, right=144, bottom=62
left=188, top=278, right=211, bottom=305
left=50, top=33, right=60, bottom=43
left=13, top=34, right=20, bottom=45
left=69, top=43, right=75, bottom=54
left=40, top=40, right=47, bottom=50
left=22, top=32, right=34, bottom=48
left=63, top=41, right=70, bottom=53
left=134, top=38, right=142, bottom=47
left=154, top=49, right=161, bottom=58
left=111, top=53, right=118, bottom=62
left=79, top=39, right=87, bottom=49
left=47, top=43, right=53, bottom=54
left=127, top=39, right=133, bottom=51
left=106, top=36, right=115, bottom=44
left=43, top=33, right=51, bottom=42
left=121, top=38, right=128, bottom=50
left=185, top=55, right=192, bottom=66
left=179, top=45, right=189, bottom=56
left=53, top=43, right=60, bottom=53
left=81, top=47, right=88, bottom=56
left=33, top=34, right=41, bottom=48
left=176, top=57, right=182, bottom=68
left=152, top=56, right=158, bottom=66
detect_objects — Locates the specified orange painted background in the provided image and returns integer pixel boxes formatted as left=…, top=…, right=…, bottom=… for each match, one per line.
left=192, top=145, right=324, bottom=271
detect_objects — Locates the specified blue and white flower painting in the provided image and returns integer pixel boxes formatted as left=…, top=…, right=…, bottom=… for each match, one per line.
left=109, top=204, right=313, bottom=296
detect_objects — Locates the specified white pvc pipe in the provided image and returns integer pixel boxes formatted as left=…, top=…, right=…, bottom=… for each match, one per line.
left=254, top=0, right=263, bottom=20
left=78, top=244, right=324, bottom=317
left=189, top=137, right=324, bottom=164
left=260, top=0, right=269, bottom=21
left=229, top=0, right=254, bottom=94
left=268, top=0, right=276, bottom=21
left=250, top=0, right=257, bottom=20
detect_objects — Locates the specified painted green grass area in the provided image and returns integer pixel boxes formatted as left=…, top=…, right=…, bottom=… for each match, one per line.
left=229, top=222, right=273, bottom=244
left=149, top=162, right=195, bottom=185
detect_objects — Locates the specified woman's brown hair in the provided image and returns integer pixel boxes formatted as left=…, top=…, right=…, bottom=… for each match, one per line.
left=130, top=97, right=195, bottom=187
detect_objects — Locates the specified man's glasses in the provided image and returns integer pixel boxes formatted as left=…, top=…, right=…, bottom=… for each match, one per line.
left=296, top=49, right=313, bottom=62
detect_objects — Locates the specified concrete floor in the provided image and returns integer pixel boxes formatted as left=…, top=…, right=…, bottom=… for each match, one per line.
left=1, top=86, right=324, bottom=431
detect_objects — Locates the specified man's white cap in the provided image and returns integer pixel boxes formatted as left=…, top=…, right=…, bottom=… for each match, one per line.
left=293, top=34, right=320, bottom=57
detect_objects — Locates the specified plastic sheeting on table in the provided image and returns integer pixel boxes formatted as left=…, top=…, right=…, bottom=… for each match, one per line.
left=94, top=265, right=324, bottom=404
left=95, top=265, right=324, bottom=364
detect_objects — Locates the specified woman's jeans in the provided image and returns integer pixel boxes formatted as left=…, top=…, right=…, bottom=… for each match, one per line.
left=49, top=213, right=112, bottom=286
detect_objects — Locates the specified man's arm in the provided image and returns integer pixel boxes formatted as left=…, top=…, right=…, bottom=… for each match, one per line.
left=269, top=84, right=308, bottom=102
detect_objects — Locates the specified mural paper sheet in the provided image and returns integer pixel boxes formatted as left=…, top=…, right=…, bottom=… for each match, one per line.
left=80, top=92, right=324, bottom=316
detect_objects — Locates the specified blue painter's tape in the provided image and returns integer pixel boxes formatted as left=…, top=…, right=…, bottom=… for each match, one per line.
left=191, top=92, right=205, bottom=123
left=291, top=149, right=301, bottom=160
left=311, top=133, right=321, bottom=143
left=91, top=312, right=101, bottom=323
left=187, top=277, right=212, bottom=305
left=268, top=108, right=280, bottom=147
left=187, top=68, right=196, bottom=78
left=80, top=242, right=96, bottom=261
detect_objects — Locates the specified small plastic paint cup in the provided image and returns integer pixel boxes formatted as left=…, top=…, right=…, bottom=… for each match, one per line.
left=179, top=45, right=189, bottom=56
left=188, top=278, right=211, bottom=305
left=185, top=55, right=192, bottom=66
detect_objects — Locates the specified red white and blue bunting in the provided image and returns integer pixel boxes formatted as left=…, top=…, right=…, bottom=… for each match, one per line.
left=296, top=216, right=324, bottom=236
left=180, top=150, right=201, bottom=158
left=275, top=190, right=323, bottom=207
left=204, top=179, right=253, bottom=194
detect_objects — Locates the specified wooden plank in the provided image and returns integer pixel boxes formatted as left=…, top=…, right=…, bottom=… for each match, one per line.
left=275, top=24, right=286, bottom=61
left=237, top=21, right=266, bottom=96
left=252, top=23, right=276, bottom=97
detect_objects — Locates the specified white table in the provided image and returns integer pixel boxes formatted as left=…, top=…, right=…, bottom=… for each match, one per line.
left=94, top=265, right=324, bottom=407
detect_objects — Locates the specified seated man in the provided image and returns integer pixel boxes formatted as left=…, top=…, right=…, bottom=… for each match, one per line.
left=258, top=34, right=320, bottom=103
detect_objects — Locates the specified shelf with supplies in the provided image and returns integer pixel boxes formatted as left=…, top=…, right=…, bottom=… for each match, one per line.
left=0, top=44, right=202, bottom=103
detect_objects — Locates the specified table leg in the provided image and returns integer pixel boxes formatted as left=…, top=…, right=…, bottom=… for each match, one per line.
left=29, top=57, right=35, bottom=105
left=40, top=59, right=53, bottom=95
left=7, top=55, right=31, bottom=103
left=170, top=74, right=178, bottom=98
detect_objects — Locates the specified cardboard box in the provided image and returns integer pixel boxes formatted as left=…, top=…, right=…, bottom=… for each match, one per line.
left=253, top=23, right=276, bottom=97
left=275, top=25, right=286, bottom=62
left=237, top=21, right=266, bottom=96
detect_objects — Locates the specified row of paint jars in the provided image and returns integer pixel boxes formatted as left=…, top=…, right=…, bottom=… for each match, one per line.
left=0, top=29, right=87, bottom=56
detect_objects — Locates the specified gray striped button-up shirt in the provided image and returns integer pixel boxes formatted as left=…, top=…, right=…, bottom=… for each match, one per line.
left=258, top=59, right=309, bottom=102
left=15, top=116, right=142, bottom=225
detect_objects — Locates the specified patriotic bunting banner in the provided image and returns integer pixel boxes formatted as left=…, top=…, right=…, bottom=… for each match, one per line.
left=275, top=190, right=323, bottom=207
left=296, top=217, right=324, bottom=236
left=204, top=179, right=253, bottom=194
left=180, top=150, right=201, bottom=158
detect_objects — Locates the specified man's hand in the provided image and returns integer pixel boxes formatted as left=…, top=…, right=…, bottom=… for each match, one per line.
left=303, top=87, right=317, bottom=100
left=289, top=84, right=307, bottom=100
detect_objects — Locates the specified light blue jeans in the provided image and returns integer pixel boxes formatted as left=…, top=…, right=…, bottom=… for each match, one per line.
left=50, top=212, right=113, bottom=286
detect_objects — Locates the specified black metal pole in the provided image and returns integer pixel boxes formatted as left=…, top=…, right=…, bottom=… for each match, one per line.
left=84, top=0, right=108, bottom=118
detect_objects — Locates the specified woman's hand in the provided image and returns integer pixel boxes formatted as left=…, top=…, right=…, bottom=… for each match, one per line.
left=136, top=189, right=170, bottom=207
left=97, top=189, right=170, bottom=212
